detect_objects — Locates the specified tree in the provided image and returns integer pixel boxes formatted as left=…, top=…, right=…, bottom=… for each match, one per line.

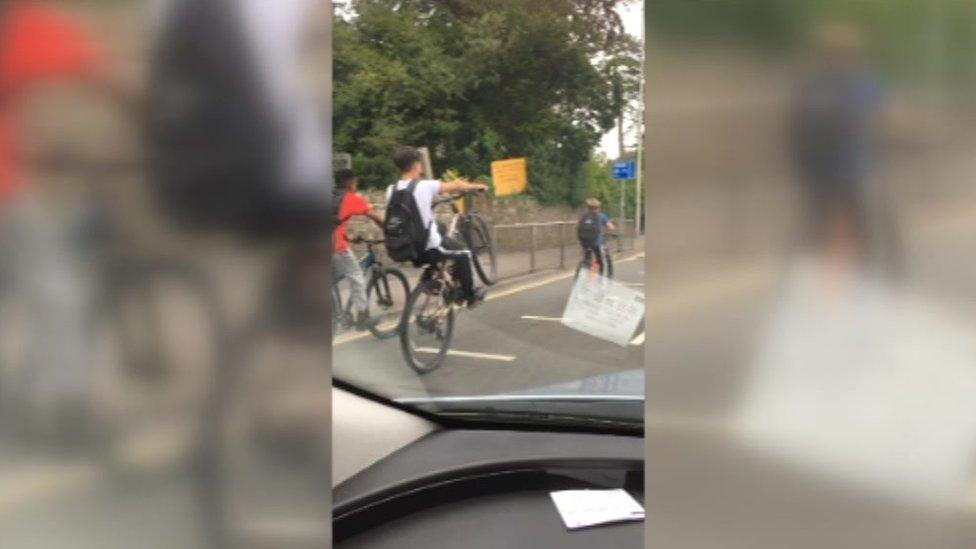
left=333, top=0, right=641, bottom=203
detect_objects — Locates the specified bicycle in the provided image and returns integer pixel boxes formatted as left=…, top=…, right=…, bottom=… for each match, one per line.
left=399, top=190, right=496, bottom=374
left=574, top=234, right=616, bottom=280
left=198, top=237, right=409, bottom=547
left=332, top=236, right=410, bottom=339
left=440, top=190, right=498, bottom=286
left=0, top=159, right=226, bottom=478
left=196, top=236, right=335, bottom=549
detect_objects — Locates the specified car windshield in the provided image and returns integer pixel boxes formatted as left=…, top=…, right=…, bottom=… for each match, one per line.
left=331, top=1, right=646, bottom=430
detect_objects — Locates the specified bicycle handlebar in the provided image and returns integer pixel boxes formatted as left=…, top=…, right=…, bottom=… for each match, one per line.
left=433, top=189, right=487, bottom=205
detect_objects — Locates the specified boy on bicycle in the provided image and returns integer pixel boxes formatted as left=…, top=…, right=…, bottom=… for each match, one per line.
left=333, top=169, right=385, bottom=330
left=577, top=197, right=616, bottom=275
left=385, top=146, right=487, bottom=309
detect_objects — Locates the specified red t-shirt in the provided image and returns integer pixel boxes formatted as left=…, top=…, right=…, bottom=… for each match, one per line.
left=333, top=192, right=373, bottom=253
left=0, top=1, right=102, bottom=202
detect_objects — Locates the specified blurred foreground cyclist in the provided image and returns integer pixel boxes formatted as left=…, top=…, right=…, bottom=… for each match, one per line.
left=0, top=0, right=136, bottom=442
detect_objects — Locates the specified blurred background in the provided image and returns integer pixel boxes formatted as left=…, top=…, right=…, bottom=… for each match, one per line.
left=0, top=1, right=331, bottom=548
left=645, top=1, right=976, bottom=547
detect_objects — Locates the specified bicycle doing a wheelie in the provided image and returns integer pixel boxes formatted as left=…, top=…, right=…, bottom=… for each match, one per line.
left=332, top=236, right=410, bottom=339
left=440, top=190, right=498, bottom=286
left=399, top=190, right=496, bottom=374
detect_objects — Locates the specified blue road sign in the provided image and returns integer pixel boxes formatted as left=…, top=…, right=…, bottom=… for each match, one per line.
left=612, top=161, right=636, bottom=180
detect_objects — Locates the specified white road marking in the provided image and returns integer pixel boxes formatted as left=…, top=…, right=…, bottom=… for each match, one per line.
left=414, top=348, right=516, bottom=362
left=0, top=429, right=196, bottom=515
left=0, top=463, right=98, bottom=514
left=630, top=331, right=645, bottom=346
left=334, top=252, right=644, bottom=347
left=520, top=315, right=562, bottom=322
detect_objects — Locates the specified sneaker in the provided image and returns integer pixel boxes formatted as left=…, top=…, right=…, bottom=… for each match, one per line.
left=355, top=311, right=380, bottom=331
left=466, top=287, right=488, bottom=310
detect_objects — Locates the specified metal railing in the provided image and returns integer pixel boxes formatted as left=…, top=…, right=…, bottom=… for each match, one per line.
left=491, top=219, right=639, bottom=279
left=347, top=214, right=641, bottom=281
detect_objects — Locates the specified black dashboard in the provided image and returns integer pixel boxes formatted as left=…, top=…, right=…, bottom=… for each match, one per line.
left=333, top=429, right=644, bottom=549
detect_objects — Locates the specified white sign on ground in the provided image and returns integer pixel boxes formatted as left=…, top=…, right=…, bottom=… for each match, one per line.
left=737, top=258, right=976, bottom=510
left=562, top=272, right=644, bottom=347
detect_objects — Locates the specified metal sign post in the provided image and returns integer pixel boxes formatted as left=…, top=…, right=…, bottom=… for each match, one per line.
left=612, top=160, right=636, bottom=247
left=635, top=12, right=645, bottom=236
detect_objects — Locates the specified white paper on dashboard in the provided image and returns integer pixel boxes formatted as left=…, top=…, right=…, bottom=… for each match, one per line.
left=549, top=489, right=645, bottom=530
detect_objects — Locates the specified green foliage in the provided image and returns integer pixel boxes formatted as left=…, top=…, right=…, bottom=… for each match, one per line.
left=581, top=156, right=639, bottom=219
left=334, top=0, right=641, bottom=200
left=647, top=0, right=976, bottom=90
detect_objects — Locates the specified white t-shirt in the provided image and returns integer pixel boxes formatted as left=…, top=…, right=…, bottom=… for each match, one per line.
left=385, top=179, right=442, bottom=250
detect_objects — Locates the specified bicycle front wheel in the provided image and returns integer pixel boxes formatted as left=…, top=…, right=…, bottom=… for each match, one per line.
left=465, top=215, right=497, bottom=286
left=90, top=258, right=225, bottom=477
left=366, top=268, right=410, bottom=339
left=399, top=281, right=454, bottom=375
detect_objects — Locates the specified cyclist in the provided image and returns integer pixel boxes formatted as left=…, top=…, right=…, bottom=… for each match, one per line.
left=0, top=0, right=136, bottom=440
left=385, top=146, right=487, bottom=309
left=333, top=169, right=385, bottom=331
left=577, top=197, right=616, bottom=276
left=791, top=22, right=911, bottom=277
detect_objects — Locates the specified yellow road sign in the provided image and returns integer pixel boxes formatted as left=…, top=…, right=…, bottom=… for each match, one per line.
left=491, top=158, right=527, bottom=196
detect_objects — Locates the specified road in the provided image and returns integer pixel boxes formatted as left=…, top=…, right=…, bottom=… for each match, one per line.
left=332, top=252, right=645, bottom=399
left=642, top=204, right=976, bottom=548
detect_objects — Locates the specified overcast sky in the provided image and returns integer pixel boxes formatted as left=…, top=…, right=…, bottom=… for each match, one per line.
left=598, top=0, right=644, bottom=160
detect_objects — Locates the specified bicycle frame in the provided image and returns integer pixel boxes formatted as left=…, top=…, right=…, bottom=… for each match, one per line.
left=333, top=246, right=375, bottom=328
left=437, top=193, right=477, bottom=239
left=333, top=240, right=398, bottom=331
left=418, top=264, right=461, bottom=316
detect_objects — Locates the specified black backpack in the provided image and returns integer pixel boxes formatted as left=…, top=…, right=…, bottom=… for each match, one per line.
left=384, top=180, right=429, bottom=263
left=577, top=211, right=601, bottom=247
left=147, top=0, right=329, bottom=238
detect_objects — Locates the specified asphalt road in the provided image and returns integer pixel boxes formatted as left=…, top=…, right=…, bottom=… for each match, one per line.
left=332, top=252, right=646, bottom=400
left=642, top=206, right=976, bottom=548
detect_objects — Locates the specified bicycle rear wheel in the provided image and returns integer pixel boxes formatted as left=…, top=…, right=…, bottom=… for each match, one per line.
left=200, top=320, right=329, bottom=549
left=89, top=258, right=225, bottom=477
left=367, top=268, right=410, bottom=339
left=399, top=280, right=454, bottom=375
left=465, top=215, right=497, bottom=286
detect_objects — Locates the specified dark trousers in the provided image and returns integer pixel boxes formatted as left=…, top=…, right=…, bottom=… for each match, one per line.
left=419, top=236, right=475, bottom=297
left=582, top=244, right=607, bottom=272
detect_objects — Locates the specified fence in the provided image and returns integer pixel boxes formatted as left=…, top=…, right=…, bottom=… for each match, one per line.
left=347, top=212, right=641, bottom=281
left=491, top=219, right=639, bottom=279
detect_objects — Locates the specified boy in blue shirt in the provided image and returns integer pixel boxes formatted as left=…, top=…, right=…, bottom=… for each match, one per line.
left=577, top=198, right=616, bottom=276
